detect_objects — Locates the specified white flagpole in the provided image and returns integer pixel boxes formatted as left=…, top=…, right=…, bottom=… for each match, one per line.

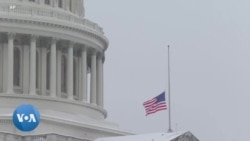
left=167, top=45, right=173, bottom=133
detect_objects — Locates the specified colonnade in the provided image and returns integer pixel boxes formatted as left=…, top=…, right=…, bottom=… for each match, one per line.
left=18, top=0, right=85, bottom=17
left=0, top=33, right=104, bottom=107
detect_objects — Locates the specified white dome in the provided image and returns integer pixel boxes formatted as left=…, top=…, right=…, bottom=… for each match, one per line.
left=0, top=0, right=130, bottom=140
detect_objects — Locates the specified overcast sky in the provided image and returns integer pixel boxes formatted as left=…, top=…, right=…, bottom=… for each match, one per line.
left=85, top=1, right=250, bottom=141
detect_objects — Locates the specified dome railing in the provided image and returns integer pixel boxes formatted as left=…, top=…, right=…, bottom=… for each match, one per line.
left=0, top=2, right=104, bottom=34
left=0, top=132, right=90, bottom=141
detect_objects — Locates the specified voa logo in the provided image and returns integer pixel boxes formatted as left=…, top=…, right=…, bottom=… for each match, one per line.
left=12, top=104, right=40, bottom=132
left=16, top=113, right=37, bottom=123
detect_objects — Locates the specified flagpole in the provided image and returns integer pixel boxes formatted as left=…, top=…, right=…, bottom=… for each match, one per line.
left=167, top=45, right=173, bottom=133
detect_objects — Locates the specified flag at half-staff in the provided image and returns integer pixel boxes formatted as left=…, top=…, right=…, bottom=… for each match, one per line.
left=143, top=92, right=167, bottom=116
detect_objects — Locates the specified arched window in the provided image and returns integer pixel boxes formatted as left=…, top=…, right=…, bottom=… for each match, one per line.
left=13, top=47, right=20, bottom=86
left=61, top=55, right=67, bottom=93
left=46, top=52, right=50, bottom=90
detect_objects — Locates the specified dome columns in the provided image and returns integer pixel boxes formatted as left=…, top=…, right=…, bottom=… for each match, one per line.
left=29, top=35, right=38, bottom=95
left=67, top=41, right=74, bottom=100
left=17, top=0, right=85, bottom=17
left=50, top=38, right=57, bottom=97
left=81, top=47, right=88, bottom=102
left=0, top=32, right=105, bottom=108
left=97, top=53, right=104, bottom=107
left=6, top=33, right=15, bottom=94
left=90, top=51, right=97, bottom=105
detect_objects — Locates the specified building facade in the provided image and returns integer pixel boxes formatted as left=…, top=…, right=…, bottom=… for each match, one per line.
left=0, top=0, right=130, bottom=140
left=95, top=131, right=199, bottom=141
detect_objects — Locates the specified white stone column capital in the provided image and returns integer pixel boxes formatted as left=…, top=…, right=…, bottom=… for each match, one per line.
left=8, top=32, right=16, bottom=39
left=69, top=41, right=74, bottom=48
left=81, top=46, right=87, bottom=51
left=90, top=50, right=97, bottom=56
left=97, top=52, right=105, bottom=60
left=97, top=53, right=103, bottom=58
left=30, top=35, right=38, bottom=41
left=51, top=37, right=58, bottom=44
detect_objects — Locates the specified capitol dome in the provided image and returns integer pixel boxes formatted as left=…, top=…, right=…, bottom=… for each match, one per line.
left=0, top=0, right=130, bottom=140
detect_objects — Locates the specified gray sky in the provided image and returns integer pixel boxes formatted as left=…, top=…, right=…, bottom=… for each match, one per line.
left=85, top=1, right=250, bottom=141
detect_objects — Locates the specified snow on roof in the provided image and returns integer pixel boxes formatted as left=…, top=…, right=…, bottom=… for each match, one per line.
left=95, top=131, right=199, bottom=141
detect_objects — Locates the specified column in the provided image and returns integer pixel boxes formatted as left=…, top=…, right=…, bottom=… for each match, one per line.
left=22, top=45, right=30, bottom=94
left=75, top=59, right=79, bottom=97
left=78, top=56, right=82, bottom=99
left=50, top=38, right=57, bottom=97
left=56, top=50, right=62, bottom=97
left=67, top=42, right=74, bottom=100
left=63, top=0, right=67, bottom=10
left=0, top=43, right=3, bottom=92
left=41, top=48, right=47, bottom=95
left=6, top=33, right=15, bottom=94
left=29, top=35, right=37, bottom=95
left=2, top=44, right=8, bottom=92
left=90, top=51, right=97, bottom=105
left=52, top=0, right=58, bottom=7
left=97, top=54, right=104, bottom=107
left=66, top=0, right=70, bottom=11
left=81, top=47, right=87, bottom=102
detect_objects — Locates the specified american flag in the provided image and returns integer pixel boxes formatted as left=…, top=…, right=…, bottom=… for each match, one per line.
left=143, top=92, right=167, bottom=116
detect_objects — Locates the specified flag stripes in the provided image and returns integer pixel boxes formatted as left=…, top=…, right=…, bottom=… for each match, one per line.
left=143, top=92, right=167, bottom=116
